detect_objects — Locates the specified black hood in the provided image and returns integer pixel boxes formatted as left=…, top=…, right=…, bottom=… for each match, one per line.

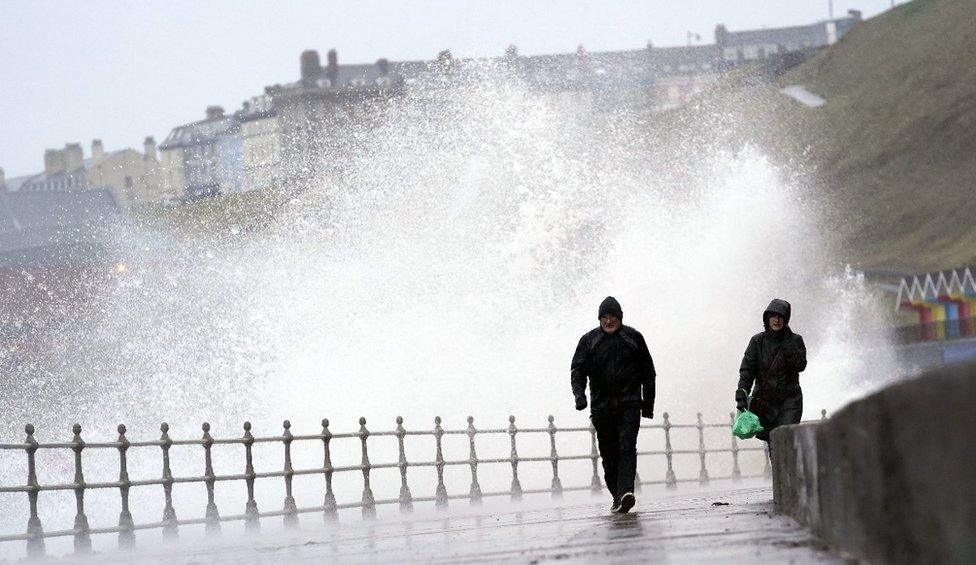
left=763, top=298, right=791, bottom=330
left=598, top=296, right=623, bottom=320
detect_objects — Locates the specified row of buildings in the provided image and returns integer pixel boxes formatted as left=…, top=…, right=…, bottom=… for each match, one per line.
left=1, top=11, right=863, bottom=207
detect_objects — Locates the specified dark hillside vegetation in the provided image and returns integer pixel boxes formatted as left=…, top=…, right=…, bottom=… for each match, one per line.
left=776, top=0, right=976, bottom=270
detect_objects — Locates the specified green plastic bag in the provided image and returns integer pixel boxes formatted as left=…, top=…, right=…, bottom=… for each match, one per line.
left=732, top=409, right=764, bottom=440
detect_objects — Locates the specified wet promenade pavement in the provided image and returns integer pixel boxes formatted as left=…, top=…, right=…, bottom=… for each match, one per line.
left=77, top=483, right=843, bottom=564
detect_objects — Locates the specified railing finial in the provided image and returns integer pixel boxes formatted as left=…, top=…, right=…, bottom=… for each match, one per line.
left=159, top=422, right=178, bottom=538
left=321, top=418, right=337, bottom=522
left=24, top=423, right=45, bottom=558
left=696, top=413, right=709, bottom=486
left=588, top=420, right=601, bottom=493
left=548, top=415, right=563, bottom=498
left=359, top=417, right=376, bottom=519
left=466, top=416, right=482, bottom=504
left=243, top=421, right=259, bottom=532
left=71, top=423, right=91, bottom=554
left=663, top=412, right=677, bottom=489
left=395, top=416, right=413, bottom=513
left=729, top=412, right=742, bottom=482
left=117, top=423, right=135, bottom=548
left=508, top=415, right=522, bottom=501
left=282, top=420, right=298, bottom=527
left=434, top=416, right=448, bottom=508
left=201, top=422, right=220, bottom=534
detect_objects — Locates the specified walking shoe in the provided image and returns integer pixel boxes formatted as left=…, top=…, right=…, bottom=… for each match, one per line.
left=610, top=497, right=622, bottom=513
left=618, top=492, right=636, bottom=513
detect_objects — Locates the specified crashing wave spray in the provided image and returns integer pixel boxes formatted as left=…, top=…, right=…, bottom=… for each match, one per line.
left=4, top=61, right=898, bottom=436
left=0, top=63, right=900, bottom=551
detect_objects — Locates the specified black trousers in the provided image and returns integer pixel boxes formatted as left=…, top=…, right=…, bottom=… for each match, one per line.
left=591, top=403, right=641, bottom=500
left=754, top=392, right=803, bottom=442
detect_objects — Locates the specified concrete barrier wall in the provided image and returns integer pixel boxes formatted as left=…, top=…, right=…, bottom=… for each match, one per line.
left=772, top=361, right=976, bottom=564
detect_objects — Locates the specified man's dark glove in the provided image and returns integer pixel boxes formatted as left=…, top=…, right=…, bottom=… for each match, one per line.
left=641, top=405, right=653, bottom=419
left=736, top=398, right=748, bottom=412
left=575, top=396, right=587, bottom=411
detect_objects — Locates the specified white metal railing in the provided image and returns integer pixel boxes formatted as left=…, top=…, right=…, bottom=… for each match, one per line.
left=0, top=410, right=821, bottom=558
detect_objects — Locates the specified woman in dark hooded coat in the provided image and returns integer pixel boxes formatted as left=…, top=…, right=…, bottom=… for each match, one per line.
left=735, top=299, right=807, bottom=442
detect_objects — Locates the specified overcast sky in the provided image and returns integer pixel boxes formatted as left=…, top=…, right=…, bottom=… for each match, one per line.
left=1, top=1, right=899, bottom=177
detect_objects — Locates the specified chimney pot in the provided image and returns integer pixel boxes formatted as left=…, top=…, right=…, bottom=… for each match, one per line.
left=92, top=139, right=105, bottom=165
left=300, top=49, right=322, bottom=83
left=144, top=136, right=157, bottom=160
left=64, top=143, right=84, bottom=172
left=44, top=149, right=64, bottom=175
left=326, top=49, right=339, bottom=85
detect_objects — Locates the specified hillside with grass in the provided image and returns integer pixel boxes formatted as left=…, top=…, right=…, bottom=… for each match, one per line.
left=767, top=0, right=976, bottom=271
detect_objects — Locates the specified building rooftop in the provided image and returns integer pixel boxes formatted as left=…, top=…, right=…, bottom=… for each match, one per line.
left=159, top=115, right=239, bottom=150
left=0, top=189, right=122, bottom=268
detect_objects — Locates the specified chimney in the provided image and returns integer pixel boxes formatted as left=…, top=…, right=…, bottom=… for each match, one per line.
left=144, top=136, right=157, bottom=161
left=376, top=58, right=389, bottom=76
left=848, top=9, right=862, bottom=21
left=206, top=105, right=225, bottom=120
left=44, top=149, right=65, bottom=175
left=92, top=139, right=104, bottom=165
left=300, top=49, right=321, bottom=83
left=715, top=24, right=729, bottom=47
left=0, top=167, right=5, bottom=189
left=64, top=143, right=84, bottom=171
left=326, top=49, right=339, bottom=85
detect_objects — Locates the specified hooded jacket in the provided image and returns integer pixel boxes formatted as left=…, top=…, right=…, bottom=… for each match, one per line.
left=571, top=300, right=656, bottom=414
left=736, top=299, right=807, bottom=415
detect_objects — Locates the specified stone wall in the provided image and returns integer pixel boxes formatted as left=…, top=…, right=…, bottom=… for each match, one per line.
left=771, top=361, right=976, bottom=564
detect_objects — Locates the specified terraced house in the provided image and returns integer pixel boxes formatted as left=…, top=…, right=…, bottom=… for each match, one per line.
left=0, top=139, right=164, bottom=209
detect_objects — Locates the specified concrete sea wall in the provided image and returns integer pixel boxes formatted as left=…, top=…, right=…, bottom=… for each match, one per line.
left=771, top=361, right=976, bottom=564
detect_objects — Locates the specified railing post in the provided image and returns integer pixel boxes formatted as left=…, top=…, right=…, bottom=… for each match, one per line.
left=395, top=416, right=413, bottom=513
left=71, top=424, right=91, bottom=554
left=466, top=416, right=482, bottom=505
left=434, top=416, right=448, bottom=509
left=359, top=417, right=376, bottom=519
left=24, top=424, right=45, bottom=559
left=243, top=422, right=259, bottom=532
left=282, top=420, right=299, bottom=528
left=763, top=442, right=772, bottom=479
left=508, top=415, right=523, bottom=501
left=321, top=419, right=337, bottom=522
left=697, top=413, right=709, bottom=486
left=117, top=424, right=135, bottom=549
left=589, top=420, right=601, bottom=494
left=729, top=412, right=742, bottom=482
left=202, top=422, right=220, bottom=534
left=663, top=413, right=677, bottom=489
left=160, top=423, right=178, bottom=538
left=547, top=415, right=563, bottom=498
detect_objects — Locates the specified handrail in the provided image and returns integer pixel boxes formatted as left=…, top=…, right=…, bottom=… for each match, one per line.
left=0, top=409, right=827, bottom=558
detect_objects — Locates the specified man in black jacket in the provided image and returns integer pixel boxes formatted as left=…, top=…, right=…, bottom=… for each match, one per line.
left=571, top=296, right=656, bottom=514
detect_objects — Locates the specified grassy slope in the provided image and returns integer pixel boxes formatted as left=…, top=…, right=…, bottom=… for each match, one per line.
left=129, top=187, right=288, bottom=240
left=771, top=0, right=976, bottom=271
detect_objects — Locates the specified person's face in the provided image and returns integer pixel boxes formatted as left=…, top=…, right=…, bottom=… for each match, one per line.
left=769, top=314, right=785, bottom=331
left=600, top=314, right=620, bottom=334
